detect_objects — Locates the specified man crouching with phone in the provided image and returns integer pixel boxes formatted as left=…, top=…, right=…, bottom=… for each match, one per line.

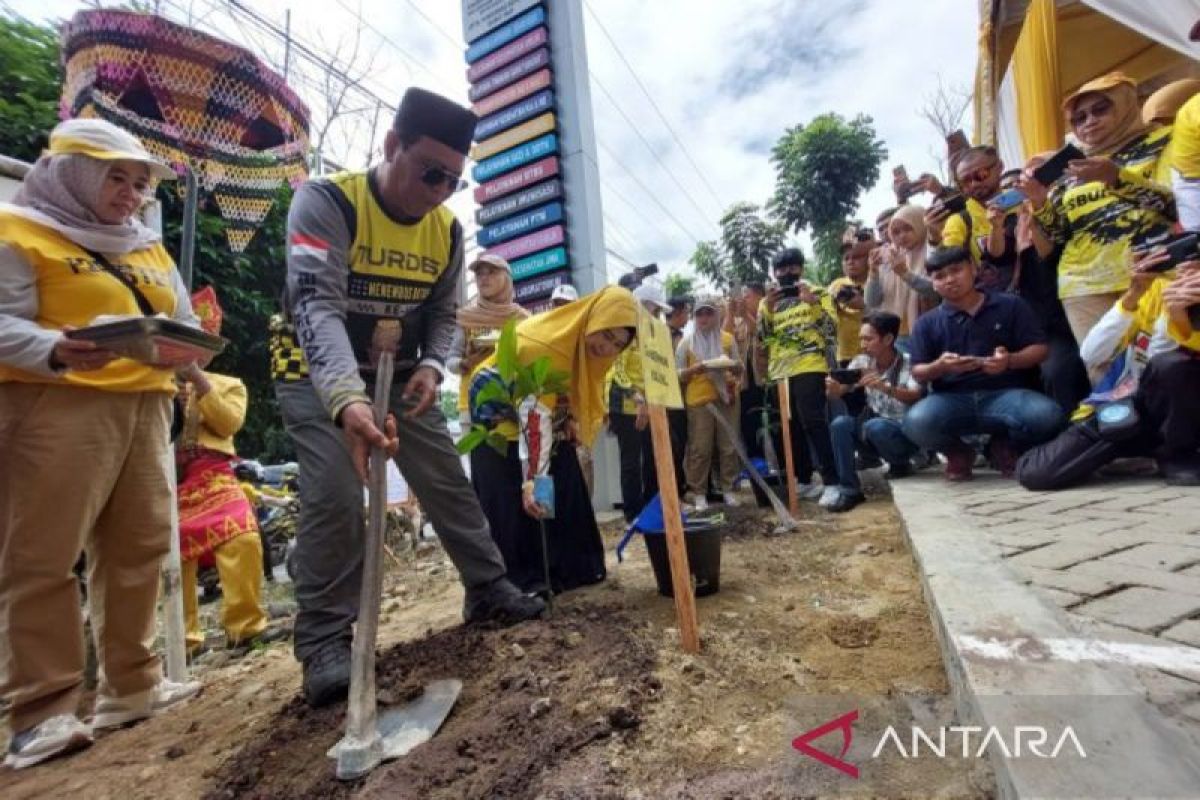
left=902, top=246, right=1066, bottom=481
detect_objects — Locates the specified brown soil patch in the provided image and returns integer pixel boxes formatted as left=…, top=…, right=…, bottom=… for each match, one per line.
left=1, top=494, right=993, bottom=798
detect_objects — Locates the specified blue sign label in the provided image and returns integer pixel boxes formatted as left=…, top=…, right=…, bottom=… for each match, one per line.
left=475, top=89, right=554, bottom=141
left=465, top=6, right=545, bottom=64
left=478, top=201, right=563, bottom=247
left=510, top=246, right=568, bottom=281
left=469, top=48, right=550, bottom=103
left=477, top=178, right=562, bottom=226
left=473, top=133, right=558, bottom=182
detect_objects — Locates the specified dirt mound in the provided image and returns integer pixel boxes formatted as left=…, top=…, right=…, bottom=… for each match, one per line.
left=205, top=604, right=656, bottom=799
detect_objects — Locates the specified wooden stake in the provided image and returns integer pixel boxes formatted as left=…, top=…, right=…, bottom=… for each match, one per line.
left=777, top=381, right=799, bottom=516
left=646, top=403, right=700, bottom=654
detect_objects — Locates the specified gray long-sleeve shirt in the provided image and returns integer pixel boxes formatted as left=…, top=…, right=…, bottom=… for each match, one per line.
left=283, top=172, right=464, bottom=421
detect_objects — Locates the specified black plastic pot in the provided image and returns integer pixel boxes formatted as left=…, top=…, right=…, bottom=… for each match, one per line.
left=749, top=471, right=787, bottom=508
left=641, top=522, right=722, bottom=598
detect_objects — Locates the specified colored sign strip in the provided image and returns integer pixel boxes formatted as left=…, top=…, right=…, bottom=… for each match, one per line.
left=475, top=89, right=554, bottom=141
left=476, top=178, right=562, bottom=226
left=522, top=297, right=554, bottom=314
left=474, top=155, right=559, bottom=204
left=465, top=5, right=545, bottom=64
left=478, top=201, right=563, bottom=247
left=462, top=0, right=541, bottom=43
left=473, top=133, right=557, bottom=183
left=486, top=224, right=564, bottom=261
left=514, top=269, right=570, bottom=303
left=510, top=245, right=568, bottom=281
left=472, top=112, right=555, bottom=161
left=473, top=68, right=552, bottom=118
left=468, top=48, right=549, bottom=103
left=466, top=26, right=546, bottom=84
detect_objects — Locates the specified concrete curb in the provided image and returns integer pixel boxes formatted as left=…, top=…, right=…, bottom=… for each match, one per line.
left=891, top=478, right=1200, bottom=799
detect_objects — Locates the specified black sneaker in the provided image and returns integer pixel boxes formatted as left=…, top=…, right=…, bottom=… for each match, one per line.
left=886, top=461, right=915, bottom=479
left=827, top=490, right=865, bottom=513
left=463, top=577, right=547, bottom=626
left=302, top=641, right=351, bottom=708
left=855, top=453, right=884, bottom=470
left=1160, top=456, right=1200, bottom=487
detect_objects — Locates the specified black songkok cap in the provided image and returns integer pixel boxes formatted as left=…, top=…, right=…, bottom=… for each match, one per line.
left=393, top=88, right=478, bottom=156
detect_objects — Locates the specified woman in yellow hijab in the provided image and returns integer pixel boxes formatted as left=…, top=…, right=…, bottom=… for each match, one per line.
left=467, top=286, right=637, bottom=595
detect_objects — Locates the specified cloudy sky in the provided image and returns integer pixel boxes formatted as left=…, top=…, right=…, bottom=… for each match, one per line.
left=7, top=0, right=979, bottom=283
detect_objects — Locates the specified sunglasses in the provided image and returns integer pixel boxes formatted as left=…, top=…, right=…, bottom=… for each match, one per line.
left=419, top=161, right=467, bottom=193
left=1070, top=97, right=1113, bottom=128
left=958, top=162, right=999, bottom=186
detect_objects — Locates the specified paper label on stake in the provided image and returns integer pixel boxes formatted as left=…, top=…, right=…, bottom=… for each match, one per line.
left=636, top=307, right=684, bottom=409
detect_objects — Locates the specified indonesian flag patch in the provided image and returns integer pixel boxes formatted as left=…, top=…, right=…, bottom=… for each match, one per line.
left=290, top=233, right=329, bottom=261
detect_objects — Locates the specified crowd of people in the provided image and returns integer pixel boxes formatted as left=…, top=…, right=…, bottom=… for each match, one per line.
left=1, top=61, right=1199, bottom=774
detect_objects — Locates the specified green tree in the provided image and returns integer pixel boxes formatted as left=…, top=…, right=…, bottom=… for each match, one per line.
left=0, top=15, right=63, bottom=163
left=769, top=113, right=887, bottom=284
left=663, top=273, right=696, bottom=301
left=688, top=203, right=786, bottom=291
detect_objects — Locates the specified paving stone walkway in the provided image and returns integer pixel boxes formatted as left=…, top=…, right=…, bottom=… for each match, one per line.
left=894, top=471, right=1200, bottom=725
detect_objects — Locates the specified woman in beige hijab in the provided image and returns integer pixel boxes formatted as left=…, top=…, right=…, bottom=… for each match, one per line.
left=1020, top=72, right=1177, bottom=345
left=865, top=204, right=938, bottom=350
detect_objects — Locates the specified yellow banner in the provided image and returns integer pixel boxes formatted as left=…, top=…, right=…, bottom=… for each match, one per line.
left=636, top=307, right=683, bottom=409
left=471, top=113, right=557, bottom=161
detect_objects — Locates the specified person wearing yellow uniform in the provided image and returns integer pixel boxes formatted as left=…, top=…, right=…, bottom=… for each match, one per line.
left=606, top=283, right=672, bottom=522
left=274, top=88, right=544, bottom=708
left=828, top=236, right=870, bottom=365
left=1170, top=91, right=1200, bottom=230
left=1017, top=249, right=1200, bottom=490
left=677, top=299, right=743, bottom=510
left=447, top=254, right=529, bottom=425
left=1142, top=78, right=1200, bottom=188
left=757, top=247, right=840, bottom=504
left=176, top=287, right=286, bottom=656
left=1021, top=72, right=1176, bottom=345
left=0, top=119, right=202, bottom=769
left=938, top=145, right=1019, bottom=279
left=468, top=287, right=637, bottom=594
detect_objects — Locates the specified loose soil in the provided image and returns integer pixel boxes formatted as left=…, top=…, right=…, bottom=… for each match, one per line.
left=1, top=492, right=994, bottom=799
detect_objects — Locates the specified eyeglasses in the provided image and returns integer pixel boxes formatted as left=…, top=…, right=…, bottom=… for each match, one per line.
left=1069, top=97, right=1114, bottom=128
left=958, top=162, right=999, bottom=187
left=419, top=161, right=467, bottom=193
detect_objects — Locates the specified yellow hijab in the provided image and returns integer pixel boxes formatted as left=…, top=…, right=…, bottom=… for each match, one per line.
left=1143, top=79, right=1200, bottom=125
left=516, top=285, right=637, bottom=446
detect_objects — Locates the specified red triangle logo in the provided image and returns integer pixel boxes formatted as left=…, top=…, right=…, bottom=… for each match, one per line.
left=792, top=709, right=859, bottom=778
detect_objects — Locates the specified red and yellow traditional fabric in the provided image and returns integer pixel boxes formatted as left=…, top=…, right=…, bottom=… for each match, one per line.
left=176, top=450, right=257, bottom=563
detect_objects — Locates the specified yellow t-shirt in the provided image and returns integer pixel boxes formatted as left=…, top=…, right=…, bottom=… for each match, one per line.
left=757, top=290, right=837, bottom=380
left=0, top=210, right=183, bottom=393
left=605, top=344, right=645, bottom=416
left=1035, top=126, right=1175, bottom=300
left=827, top=276, right=865, bottom=363
left=1172, top=94, right=1200, bottom=180
left=678, top=330, right=736, bottom=407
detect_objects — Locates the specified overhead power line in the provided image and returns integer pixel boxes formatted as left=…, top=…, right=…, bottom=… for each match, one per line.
left=597, top=141, right=703, bottom=248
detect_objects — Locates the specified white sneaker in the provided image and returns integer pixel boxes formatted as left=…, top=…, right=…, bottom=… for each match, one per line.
left=691, top=495, right=709, bottom=512
left=795, top=482, right=824, bottom=501
left=722, top=492, right=741, bottom=507
left=92, top=678, right=202, bottom=730
left=4, top=713, right=92, bottom=770
left=818, top=486, right=842, bottom=508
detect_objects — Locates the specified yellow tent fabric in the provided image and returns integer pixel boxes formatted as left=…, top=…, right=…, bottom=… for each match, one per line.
left=1012, top=0, right=1061, bottom=160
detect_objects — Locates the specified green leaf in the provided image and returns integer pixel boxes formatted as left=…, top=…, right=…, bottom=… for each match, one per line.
left=495, top=319, right=519, bottom=382
left=531, top=356, right=550, bottom=388
left=486, top=431, right=509, bottom=456
left=455, top=426, right=488, bottom=455
left=472, top=379, right=512, bottom=409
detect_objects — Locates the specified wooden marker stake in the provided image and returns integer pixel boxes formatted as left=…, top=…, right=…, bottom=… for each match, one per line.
left=777, top=381, right=799, bottom=516
left=647, top=404, right=700, bottom=654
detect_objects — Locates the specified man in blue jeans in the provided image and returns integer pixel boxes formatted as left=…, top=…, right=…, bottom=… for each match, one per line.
left=825, top=312, right=923, bottom=511
left=904, top=246, right=1066, bottom=481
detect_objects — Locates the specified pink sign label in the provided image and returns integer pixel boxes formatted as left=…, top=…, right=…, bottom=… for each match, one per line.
left=474, top=156, right=560, bottom=204
left=466, top=26, right=547, bottom=83
left=473, top=68, right=552, bottom=117
left=486, top=225, right=564, bottom=261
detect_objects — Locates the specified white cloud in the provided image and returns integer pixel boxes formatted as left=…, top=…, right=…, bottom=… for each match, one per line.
left=10, top=0, right=978, bottom=283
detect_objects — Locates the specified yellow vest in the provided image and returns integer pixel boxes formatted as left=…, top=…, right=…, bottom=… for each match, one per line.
left=0, top=210, right=181, bottom=393
left=680, top=330, right=736, bottom=407
left=271, top=171, right=457, bottom=380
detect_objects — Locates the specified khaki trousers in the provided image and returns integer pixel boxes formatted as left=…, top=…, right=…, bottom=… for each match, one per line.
left=181, top=531, right=267, bottom=651
left=0, top=383, right=172, bottom=733
left=1062, top=292, right=1122, bottom=347
left=684, top=401, right=740, bottom=496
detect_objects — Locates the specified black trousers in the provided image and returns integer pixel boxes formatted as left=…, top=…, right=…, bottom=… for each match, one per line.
left=667, top=407, right=688, bottom=494
left=1017, top=349, right=1200, bottom=490
left=739, top=383, right=766, bottom=460
left=610, top=412, right=657, bottom=522
left=1040, top=328, right=1091, bottom=414
left=771, top=373, right=838, bottom=486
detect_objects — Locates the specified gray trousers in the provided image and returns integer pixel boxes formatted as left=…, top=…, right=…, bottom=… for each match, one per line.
left=276, top=379, right=507, bottom=661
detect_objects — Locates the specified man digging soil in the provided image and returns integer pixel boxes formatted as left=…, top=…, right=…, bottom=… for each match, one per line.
left=274, top=88, right=545, bottom=708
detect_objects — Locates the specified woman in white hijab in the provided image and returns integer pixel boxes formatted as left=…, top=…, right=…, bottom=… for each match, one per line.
left=0, top=118, right=203, bottom=769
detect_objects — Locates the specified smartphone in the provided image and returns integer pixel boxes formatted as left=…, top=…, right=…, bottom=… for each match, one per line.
left=830, top=368, right=863, bottom=386
left=991, top=188, right=1026, bottom=211
left=1154, top=233, right=1199, bottom=272
left=940, top=194, right=968, bottom=214
left=1031, top=142, right=1086, bottom=186
left=779, top=285, right=800, bottom=299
